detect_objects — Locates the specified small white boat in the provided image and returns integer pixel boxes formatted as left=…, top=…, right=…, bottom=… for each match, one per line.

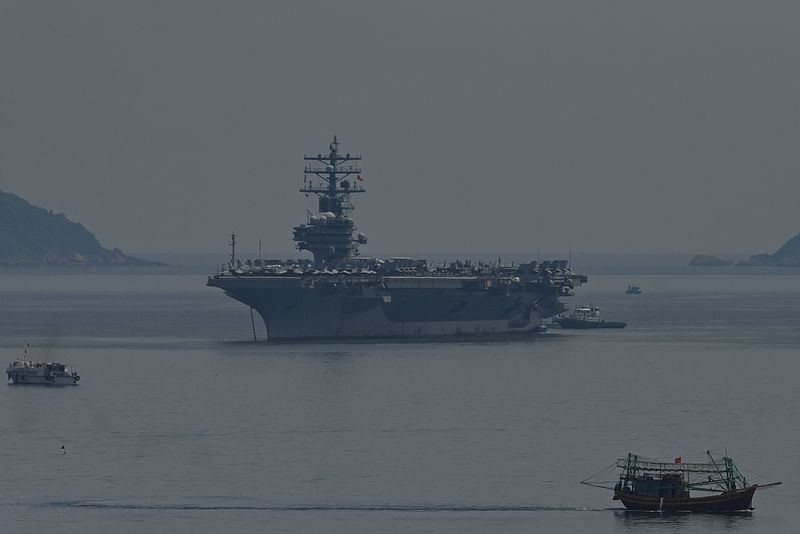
left=6, top=359, right=80, bottom=386
left=6, top=343, right=80, bottom=386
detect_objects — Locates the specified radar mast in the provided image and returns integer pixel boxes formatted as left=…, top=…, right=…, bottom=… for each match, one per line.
left=293, top=136, right=368, bottom=266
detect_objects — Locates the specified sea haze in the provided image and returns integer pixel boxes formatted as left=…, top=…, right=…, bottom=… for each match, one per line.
left=0, top=270, right=797, bottom=533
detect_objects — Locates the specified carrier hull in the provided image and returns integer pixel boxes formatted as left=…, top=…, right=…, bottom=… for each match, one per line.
left=208, top=137, right=586, bottom=340
left=210, top=276, right=565, bottom=341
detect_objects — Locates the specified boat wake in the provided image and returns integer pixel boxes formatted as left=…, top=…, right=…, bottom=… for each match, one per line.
left=48, top=500, right=610, bottom=513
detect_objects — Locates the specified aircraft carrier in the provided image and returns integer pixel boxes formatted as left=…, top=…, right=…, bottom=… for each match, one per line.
left=207, top=137, right=587, bottom=341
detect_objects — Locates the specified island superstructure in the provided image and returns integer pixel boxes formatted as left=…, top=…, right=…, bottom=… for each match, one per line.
left=207, top=137, right=587, bottom=341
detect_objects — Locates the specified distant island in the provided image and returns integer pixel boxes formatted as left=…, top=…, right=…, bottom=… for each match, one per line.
left=688, top=254, right=732, bottom=267
left=689, top=231, right=800, bottom=268
left=737, top=231, right=800, bottom=267
left=0, top=191, right=165, bottom=267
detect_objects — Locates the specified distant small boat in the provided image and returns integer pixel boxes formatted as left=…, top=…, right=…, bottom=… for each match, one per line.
left=626, top=285, right=642, bottom=294
left=582, top=451, right=781, bottom=512
left=6, top=342, right=80, bottom=386
left=7, top=360, right=80, bottom=386
left=555, top=305, right=626, bottom=329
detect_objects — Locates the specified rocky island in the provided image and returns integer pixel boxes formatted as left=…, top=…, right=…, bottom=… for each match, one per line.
left=688, top=254, right=733, bottom=267
left=0, top=191, right=165, bottom=267
left=738, top=231, right=800, bottom=267
left=689, top=231, right=800, bottom=268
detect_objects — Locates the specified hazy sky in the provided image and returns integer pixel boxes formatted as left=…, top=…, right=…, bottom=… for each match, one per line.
left=1, top=1, right=798, bottom=258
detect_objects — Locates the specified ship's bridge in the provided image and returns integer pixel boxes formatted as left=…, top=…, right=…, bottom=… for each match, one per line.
left=296, top=137, right=366, bottom=267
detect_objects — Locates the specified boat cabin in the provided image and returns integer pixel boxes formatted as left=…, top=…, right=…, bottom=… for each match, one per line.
left=571, top=305, right=601, bottom=321
left=619, top=473, right=689, bottom=499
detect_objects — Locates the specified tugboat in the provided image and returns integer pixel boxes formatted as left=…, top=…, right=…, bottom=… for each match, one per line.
left=555, top=305, right=626, bottom=329
left=582, top=452, right=781, bottom=512
left=6, top=343, right=80, bottom=386
left=626, top=285, right=642, bottom=294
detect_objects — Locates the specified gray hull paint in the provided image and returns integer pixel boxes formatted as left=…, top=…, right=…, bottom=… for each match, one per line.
left=7, top=371, right=79, bottom=386
left=211, top=277, right=564, bottom=341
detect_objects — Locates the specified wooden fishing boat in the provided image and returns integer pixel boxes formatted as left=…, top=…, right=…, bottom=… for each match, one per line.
left=582, top=452, right=780, bottom=512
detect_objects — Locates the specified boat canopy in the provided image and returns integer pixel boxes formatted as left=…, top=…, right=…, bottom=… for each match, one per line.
left=583, top=452, right=754, bottom=494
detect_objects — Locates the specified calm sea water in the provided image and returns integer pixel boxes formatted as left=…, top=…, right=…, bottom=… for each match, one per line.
left=0, top=270, right=798, bottom=533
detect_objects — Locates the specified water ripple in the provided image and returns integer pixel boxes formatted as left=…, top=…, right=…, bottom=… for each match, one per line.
left=48, top=500, right=611, bottom=513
